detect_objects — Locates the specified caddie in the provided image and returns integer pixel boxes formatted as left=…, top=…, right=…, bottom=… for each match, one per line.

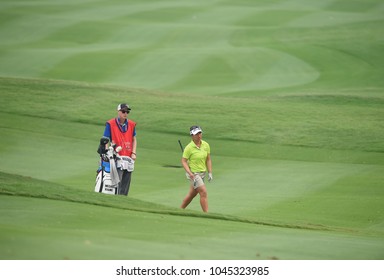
left=102, top=103, right=137, bottom=196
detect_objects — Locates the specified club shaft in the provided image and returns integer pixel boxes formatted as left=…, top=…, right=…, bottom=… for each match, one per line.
left=178, top=140, right=184, bottom=152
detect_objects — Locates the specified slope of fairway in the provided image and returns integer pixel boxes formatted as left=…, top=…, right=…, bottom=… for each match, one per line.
left=0, top=0, right=384, bottom=260
left=1, top=172, right=383, bottom=260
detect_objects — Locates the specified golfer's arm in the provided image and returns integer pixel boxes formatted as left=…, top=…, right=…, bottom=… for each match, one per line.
left=182, top=157, right=192, bottom=176
left=206, top=154, right=212, bottom=173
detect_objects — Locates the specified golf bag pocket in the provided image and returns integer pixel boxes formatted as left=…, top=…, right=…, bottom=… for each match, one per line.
left=98, top=161, right=110, bottom=172
left=94, top=168, right=118, bottom=195
left=117, top=156, right=134, bottom=172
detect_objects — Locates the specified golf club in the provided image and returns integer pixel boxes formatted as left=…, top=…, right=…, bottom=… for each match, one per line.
left=178, top=139, right=184, bottom=152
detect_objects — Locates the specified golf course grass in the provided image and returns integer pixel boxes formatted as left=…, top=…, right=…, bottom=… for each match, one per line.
left=0, top=0, right=383, bottom=260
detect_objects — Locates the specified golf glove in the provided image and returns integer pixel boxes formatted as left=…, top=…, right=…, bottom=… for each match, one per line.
left=208, top=173, right=213, bottom=182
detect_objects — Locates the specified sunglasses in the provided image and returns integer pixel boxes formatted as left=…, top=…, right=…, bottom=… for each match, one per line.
left=121, top=110, right=129, bottom=114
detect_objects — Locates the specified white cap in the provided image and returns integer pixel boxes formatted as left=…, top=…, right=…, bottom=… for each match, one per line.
left=117, top=103, right=131, bottom=111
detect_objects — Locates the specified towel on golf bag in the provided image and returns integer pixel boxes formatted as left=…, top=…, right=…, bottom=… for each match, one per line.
left=116, top=156, right=135, bottom=172
left=107, top=147, right=120, bottom=186
left=94, top=161, right=118, bottom=195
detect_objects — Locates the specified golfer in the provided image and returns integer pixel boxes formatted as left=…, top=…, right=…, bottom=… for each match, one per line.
left=103, top=103, right=137, bottom=196
left=180, top=125, right=213, bottom=212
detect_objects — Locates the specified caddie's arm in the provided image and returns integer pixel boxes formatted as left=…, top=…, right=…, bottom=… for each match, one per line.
left=131, top=136, right=137, bottom=160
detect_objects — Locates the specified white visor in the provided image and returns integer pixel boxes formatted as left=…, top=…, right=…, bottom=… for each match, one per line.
left=190, top=127, right=202, bottom=135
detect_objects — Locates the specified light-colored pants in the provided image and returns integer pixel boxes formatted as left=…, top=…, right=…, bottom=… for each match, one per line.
left=188, top=172, right=206, bottom=189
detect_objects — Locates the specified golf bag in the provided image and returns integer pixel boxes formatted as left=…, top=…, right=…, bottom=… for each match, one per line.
left=94, top=161, right=118, bottom=195
left=94, top=137, right=120, bottom=195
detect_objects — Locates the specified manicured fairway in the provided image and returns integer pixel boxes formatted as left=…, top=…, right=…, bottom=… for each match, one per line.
left=1, top=195, right=383, bottom=260
left=0, top=0, right=383, bottom=260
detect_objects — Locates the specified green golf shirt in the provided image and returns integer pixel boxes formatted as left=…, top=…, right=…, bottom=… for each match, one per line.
left=182, top=140, right=210, bottom=172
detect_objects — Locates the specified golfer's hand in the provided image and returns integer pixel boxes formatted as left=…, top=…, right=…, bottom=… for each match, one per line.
left=189, top=173, right=195, bottom=181
left=208, top=173, right=213, bottom=182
